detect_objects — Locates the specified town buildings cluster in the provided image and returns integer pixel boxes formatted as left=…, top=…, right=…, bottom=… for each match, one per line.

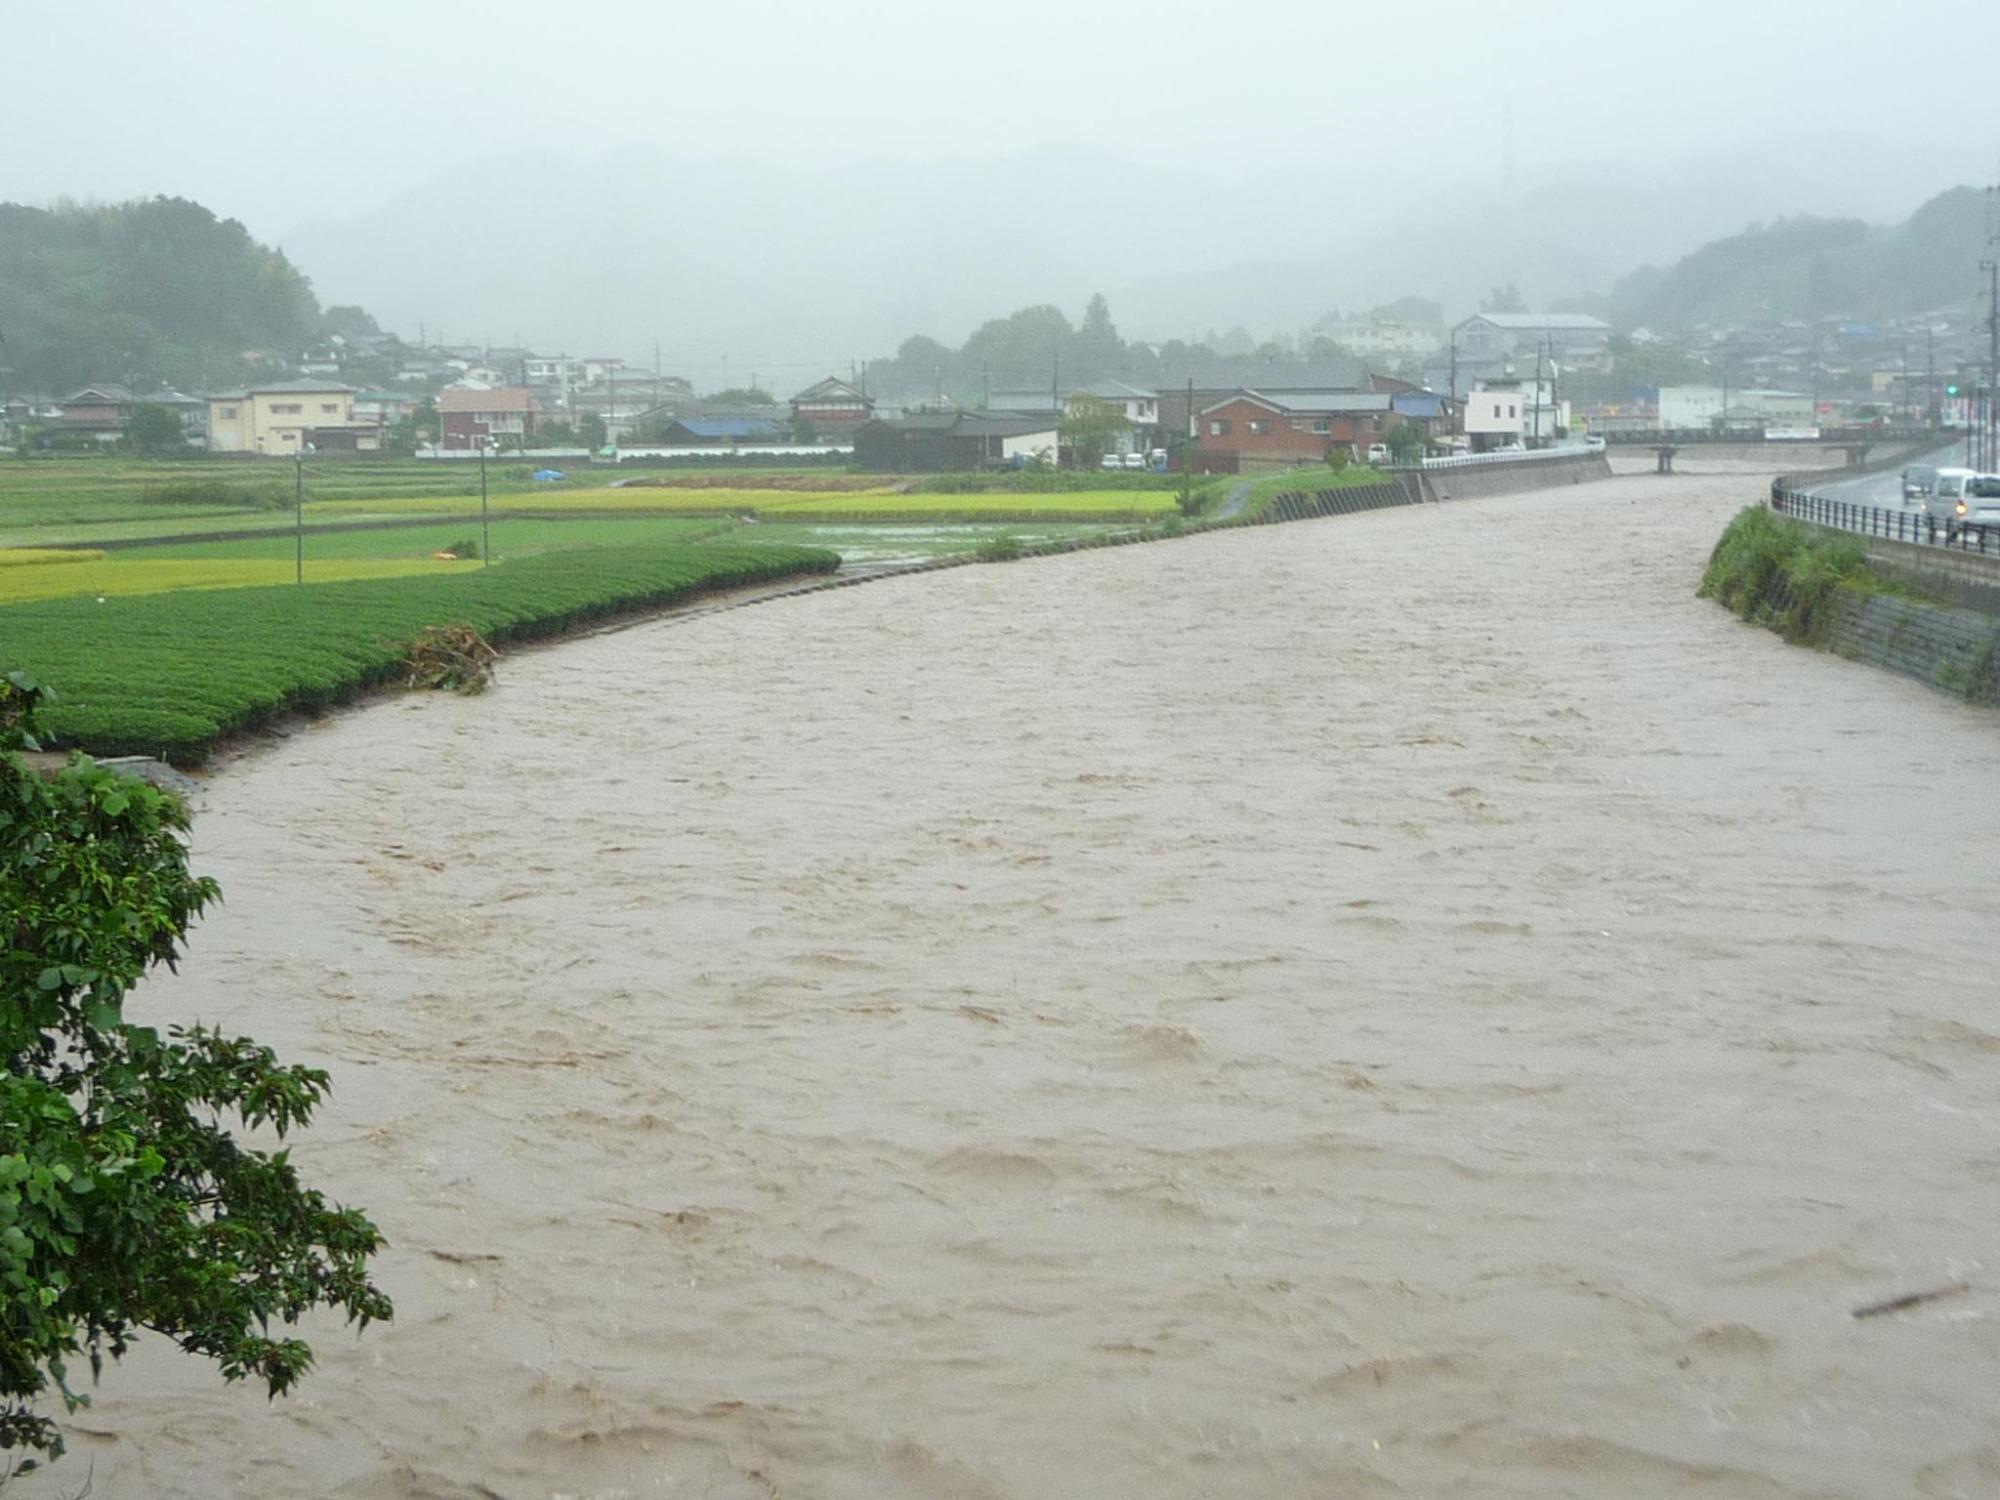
left=5, top=306, right=1990, bottom=469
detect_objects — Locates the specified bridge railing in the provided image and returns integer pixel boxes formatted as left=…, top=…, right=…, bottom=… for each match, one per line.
left=1770, top=484, right=2000, bottom=556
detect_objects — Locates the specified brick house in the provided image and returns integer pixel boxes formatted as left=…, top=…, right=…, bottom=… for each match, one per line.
left=1195, top=391, right=1397, bottom=465
left=440, top=386, right=539, bottom=450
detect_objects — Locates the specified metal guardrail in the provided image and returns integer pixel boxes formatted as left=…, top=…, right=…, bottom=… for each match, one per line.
left=1606, top=426, right=1934, bottom=446
left=1771, top=485, right=2000, bottom=557
left=1412, top=446, right=1602, bottom=471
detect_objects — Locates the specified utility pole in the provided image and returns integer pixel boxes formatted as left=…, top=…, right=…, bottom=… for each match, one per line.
left=479, top=439, right=492, bottom=568
left=981, top=359, right=990, bottom=411
left=1051, top=351, right=1061, bottom=463
left=1927, top=324, right=1937, bottom=429
left=1186, top=375, right=1195, bottom=477
left=1983, top=253, right=1998, bottom=471
left=1531, top=338, right=1544, bottom=447
left=294, top=449, right=304, bottom=585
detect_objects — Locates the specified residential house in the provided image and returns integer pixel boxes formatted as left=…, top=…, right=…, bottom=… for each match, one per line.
left=1194, top=391, right=1397, bottom=467
left=656, top=417, right=785, bottom=445
left=1462, top=383, right=1526, bottom=453
left=853, top=412, right=1058, bottom=472
left=1452, top=313, right=1613, bottom=373
left=350, top=389, right=416, bottom=428
left=439, top=386, right=539, bottom=450
left=1155, top=363, right=1362, bottom=451
left=788, top=376, right=875, bottom=436
left=991, top=381, right=1160, bottom=454
left=1390, top=390, right=1457, bottom=438
left=206, top=380, right=377, bottom=453
left=571, top=371, right=690, bottom=441
left=51, top=384, right=135, bottom=444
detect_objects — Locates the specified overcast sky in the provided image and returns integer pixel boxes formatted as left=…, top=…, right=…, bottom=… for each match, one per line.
left=6, top=0, right=1996, bottom=241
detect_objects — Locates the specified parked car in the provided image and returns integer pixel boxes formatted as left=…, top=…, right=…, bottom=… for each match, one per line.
left=1100, top=452, right=1122, bottom=470
left=1366, top=443, right=1390, bottom=464
left=1121, top=452, right=1146, bottom=469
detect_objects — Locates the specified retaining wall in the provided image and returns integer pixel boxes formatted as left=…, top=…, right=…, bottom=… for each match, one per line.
left=1407, top=452, right=1612, bottom=503
left=1819, top=590, right=2000, bottom=705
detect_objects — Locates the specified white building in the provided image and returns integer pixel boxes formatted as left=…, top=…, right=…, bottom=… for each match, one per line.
left=1465, top=376, right=1570, bottom=451
left=1313, top=320, right=1443, bottom=358
left=1658, top=386, right=1813, bottom=432
left=1463, top=383, right=1525, bottom=452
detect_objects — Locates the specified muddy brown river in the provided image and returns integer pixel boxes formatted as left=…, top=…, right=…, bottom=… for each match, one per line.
left=29, top=469, right=2000, bottom=1499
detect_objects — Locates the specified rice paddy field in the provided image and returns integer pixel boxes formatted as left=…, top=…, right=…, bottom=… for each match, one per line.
left=0, top=455, right=1175, bottom=757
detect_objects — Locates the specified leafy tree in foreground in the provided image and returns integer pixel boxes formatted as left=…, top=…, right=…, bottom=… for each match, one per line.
left=0, top=673, right=389, bottom=1471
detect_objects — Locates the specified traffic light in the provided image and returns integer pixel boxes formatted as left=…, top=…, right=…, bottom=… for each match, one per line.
left=1946, top=383, right=1961, bottom=397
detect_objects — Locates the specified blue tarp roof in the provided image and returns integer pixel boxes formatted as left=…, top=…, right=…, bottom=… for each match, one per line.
left=1392, top=392, right=1447, bottom=419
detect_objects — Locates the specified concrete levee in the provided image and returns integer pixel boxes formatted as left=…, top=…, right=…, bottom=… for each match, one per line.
left=1408, top=452, right=1612, bottom=503
left=1819, top=590, right=2000, bottom=705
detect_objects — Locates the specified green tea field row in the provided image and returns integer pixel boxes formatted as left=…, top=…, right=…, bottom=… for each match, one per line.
left=0, top=540, right=837, bottom=763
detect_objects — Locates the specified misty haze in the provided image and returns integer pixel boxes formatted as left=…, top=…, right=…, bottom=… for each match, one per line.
left=3, top=2, right=1999, bottom=1496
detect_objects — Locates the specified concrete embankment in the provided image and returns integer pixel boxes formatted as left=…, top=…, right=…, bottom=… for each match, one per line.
left=1706, top=505, right=2000, bottom=708
left=1817, top=587, right=2000, bottom=703
left=1404, top=451, right=1612, bottom=503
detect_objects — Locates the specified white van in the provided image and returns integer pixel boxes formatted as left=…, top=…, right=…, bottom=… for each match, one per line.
left=1926, top=469, right=2000, bottom=540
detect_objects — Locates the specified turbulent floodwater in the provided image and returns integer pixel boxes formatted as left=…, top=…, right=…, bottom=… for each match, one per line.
left=30, top=471, right=2000, bottom=1499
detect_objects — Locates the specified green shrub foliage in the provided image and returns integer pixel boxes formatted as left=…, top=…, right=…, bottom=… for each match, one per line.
left=0, top=673, right=391, bottom=1468
left=1699, top=506, right=1873, bottom=644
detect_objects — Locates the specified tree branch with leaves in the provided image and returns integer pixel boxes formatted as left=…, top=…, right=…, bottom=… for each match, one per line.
left=0, top=673, right=390, bottom=1473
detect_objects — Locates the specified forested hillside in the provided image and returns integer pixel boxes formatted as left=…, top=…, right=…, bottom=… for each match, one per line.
left=1608, top=186, right=1991, bottom=329
left=0, top=196, right=323, bottom=394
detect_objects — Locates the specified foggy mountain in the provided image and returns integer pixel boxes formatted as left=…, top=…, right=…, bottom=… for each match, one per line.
left=285, top=138, right=1985, bottom=372
left=1606, top=186, right=1996, bottom=329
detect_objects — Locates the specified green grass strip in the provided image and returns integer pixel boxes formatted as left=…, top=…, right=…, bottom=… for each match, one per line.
left=1698, top=506, right=1878, bottom=645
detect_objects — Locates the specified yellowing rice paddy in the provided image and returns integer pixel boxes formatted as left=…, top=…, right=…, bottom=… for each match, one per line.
left=307, top=486, right=1179, bottom=522
left=0, top=547, right=108, bottom=568
left=0, top=554, right=470, bottom=604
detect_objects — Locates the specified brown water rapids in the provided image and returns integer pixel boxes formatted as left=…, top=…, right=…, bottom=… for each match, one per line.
left=24, top=470, right=2000, bottom=1499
